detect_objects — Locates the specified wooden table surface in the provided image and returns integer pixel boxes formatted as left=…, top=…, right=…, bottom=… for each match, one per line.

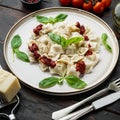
left=0, top=0, right=120, bottom=120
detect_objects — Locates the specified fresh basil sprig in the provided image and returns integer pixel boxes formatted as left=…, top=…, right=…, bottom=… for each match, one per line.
left=14, top=49, right=30, bottom=62
left=39, top=75, right=87, bottom=89
left=11, top=34, right=30, bottom=62
left=101, top=33, right=112, bottom=53
left=36, top=14, right=68, bottom=24
left=11, top=35, right=22, bottom=51
left=65, top=75, right=87, bottom=89
left=48, top=33, right=84, bottom=48
left=39, top=77, right=60, bottom=88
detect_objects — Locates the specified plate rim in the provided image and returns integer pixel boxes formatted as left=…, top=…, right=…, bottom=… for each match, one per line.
left=3, top=7, right=119, bottom=96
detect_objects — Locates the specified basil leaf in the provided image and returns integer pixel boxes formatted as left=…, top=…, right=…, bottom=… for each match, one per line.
left=48, top=33, right=83, bottom=48
left=39, top=77, right=59, bottom=88
left=11, top=34, right=22, bottom=50
left=101, top=33, right=112, bottom=53
left=48, top=33, right=64, bottom=45
left=55, top=14, right=68, bottom=22
left=65, top=75, right=87, bottom=89
left=61, top=37, right=67, bottom=48
left=101, top=33, right=108, bottom=41
left=39, top=75, right=87, bottom=89
left=15, top=49, right=30, bottom=62
left=36, top=14, right=68, bottom=24
left=36, top=15, right=50, bottom=24
left=48, top=17, right=56, bottom=24
left=64, top=37, right=83, bottom=47
left=104, top=43, right=112, bottom=53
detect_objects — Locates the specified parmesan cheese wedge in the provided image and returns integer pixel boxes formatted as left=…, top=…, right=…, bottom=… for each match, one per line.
left=0, top=69, right=21, bottom=102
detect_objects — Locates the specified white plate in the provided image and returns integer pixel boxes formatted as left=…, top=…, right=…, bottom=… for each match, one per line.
left=4, top=7, right=119, bottom=96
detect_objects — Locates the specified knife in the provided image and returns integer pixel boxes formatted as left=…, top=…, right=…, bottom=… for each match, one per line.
left=58, top=91, right=120, bottom=120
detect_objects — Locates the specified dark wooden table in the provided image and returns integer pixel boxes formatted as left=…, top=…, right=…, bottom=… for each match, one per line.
left=0, top=0, right=120, bottom=120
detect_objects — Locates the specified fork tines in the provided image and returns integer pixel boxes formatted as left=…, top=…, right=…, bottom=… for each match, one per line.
left=114, top=78, right=120, bottom=87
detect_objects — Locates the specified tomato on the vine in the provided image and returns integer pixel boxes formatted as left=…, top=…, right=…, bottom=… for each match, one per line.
left=72, top=0, right=84, bottom=8
left=83, top=1, right=93, bottom=11
left=101, top=0, right=112, bottom=8
left=59, top=0, right=71, bottom=6
left=59, top=0, right=112, bottom=15
left=93, top=2, right=105, bottom=14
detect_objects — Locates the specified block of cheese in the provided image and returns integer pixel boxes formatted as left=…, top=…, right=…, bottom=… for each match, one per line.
left=0, top=69, right=21, bottom=102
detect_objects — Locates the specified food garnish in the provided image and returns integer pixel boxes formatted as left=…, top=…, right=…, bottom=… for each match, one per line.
left=39, top=75, right=87, bottom=89
left=101, top=33, right=112, bottom=53
left=36, top=13, right=68, bottom=24
left=11, top=34, right=30, bottom=62
left=48, top=33, right=84, bottom=48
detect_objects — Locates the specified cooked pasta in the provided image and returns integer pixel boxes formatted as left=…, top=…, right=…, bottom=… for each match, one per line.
left=28, top=20, right=100, bottom=77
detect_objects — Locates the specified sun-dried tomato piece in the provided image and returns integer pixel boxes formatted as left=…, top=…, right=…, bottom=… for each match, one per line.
left=40, top=56, right=49, bottom=65
left=33, top=51, right=40, bottom=60
left=28, top=43, right=39, bottom=53
left=40, top=55, right=56, bottom=68
left=85, top=49, right=93, bottom=56
left=76, top=21, right=81, bottom=28
left=84, top=35, right=89, bottom=41
left=33, top=24, right=43, bottom=35
left=75, top=22, right=86, bottom=35
left=88, top=44, right=91, bottom=48
left=76, top=61, right=86, bottom=74
left=80, top=25, right=85, bottom=35
left=50, top=60, right=56, bottom=68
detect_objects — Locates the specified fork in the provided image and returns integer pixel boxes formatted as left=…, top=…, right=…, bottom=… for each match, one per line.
left=0, top=65, right=20, bottom=120
left=0, top=95, right=18, bottom=109
left=52, top=78, right=120, bottom=120
left=0, top=95, right=20, bottom=120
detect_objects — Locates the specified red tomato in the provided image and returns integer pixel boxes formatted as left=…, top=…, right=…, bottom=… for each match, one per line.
left=82, top=1, right=93, bottom=11
left=59, top=0, right=71, bottom=6
left=72, top=0, right=84, bottom=8
left=93, top=2, right=105, bottom=14
left=102, top=0, right=112, bottom=8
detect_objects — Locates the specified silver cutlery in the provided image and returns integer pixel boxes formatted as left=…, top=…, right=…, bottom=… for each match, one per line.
left=67, top=91, right=120, bottom=120
left=0, top=95, right=20, bottom=120
left=0, top=64, right=20, bottom=120
left=52, top=78, right=120, bottom=120
left=0, top=95, right=18, bottom=109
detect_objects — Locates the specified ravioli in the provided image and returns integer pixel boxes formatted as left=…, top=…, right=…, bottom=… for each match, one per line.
left=28, top=20, right=100, bottom=77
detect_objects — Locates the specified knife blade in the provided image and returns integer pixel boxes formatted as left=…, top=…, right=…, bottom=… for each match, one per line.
left=58, top=91, right=120, bottom=120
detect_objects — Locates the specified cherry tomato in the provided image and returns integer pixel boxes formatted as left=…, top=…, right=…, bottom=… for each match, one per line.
left=93, top=2, right=105, bottom=14
left=82, top=1, right=93, bottom=11
left=59, top=0, right=71, bottom=6
left=102, top=0, right=112, bottom=8
left=72, top=0, right=84, bottom=8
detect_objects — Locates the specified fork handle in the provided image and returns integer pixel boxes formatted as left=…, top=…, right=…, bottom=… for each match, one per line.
left=9, top=114, right=16, bottom=120
left=58, top=105, right=94, bottom=120
left=52, top=88, right=108, bottom=120
left=69, top=105, right=94, bottom=120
